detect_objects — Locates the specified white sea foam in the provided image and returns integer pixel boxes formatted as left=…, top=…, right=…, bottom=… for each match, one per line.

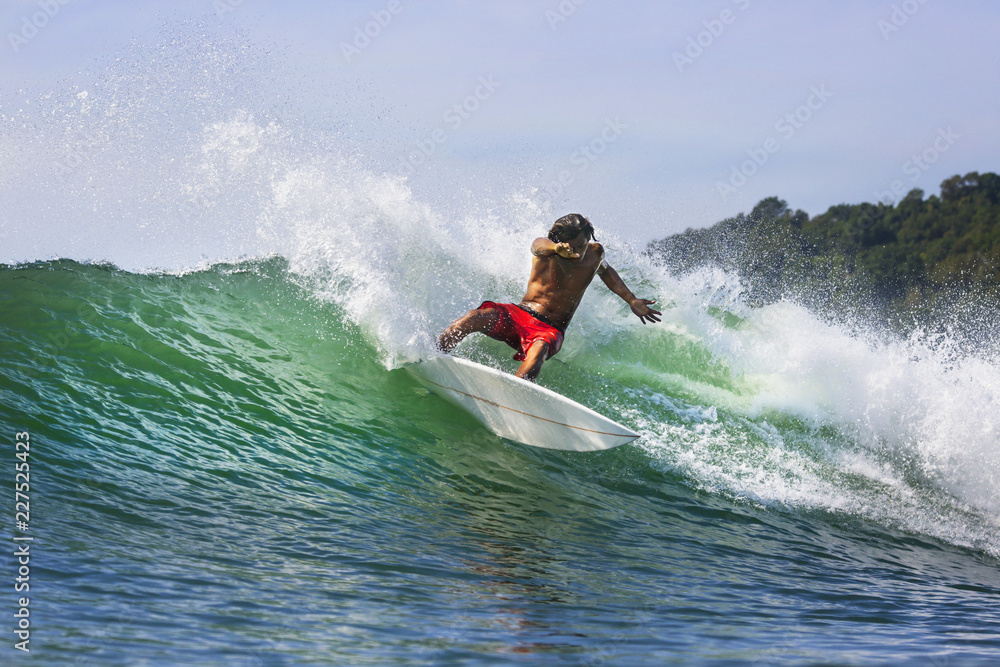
left=631, top=266, right=1000, bottom=556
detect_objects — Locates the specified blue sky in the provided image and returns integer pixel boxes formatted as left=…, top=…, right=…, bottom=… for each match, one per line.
left=2, top=0, right=998, bottom=260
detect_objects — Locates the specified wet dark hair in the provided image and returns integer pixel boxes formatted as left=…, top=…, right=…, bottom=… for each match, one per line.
left=547, top=213, right=597, bottom=243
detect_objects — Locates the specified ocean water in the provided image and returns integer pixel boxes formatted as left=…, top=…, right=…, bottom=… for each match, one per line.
left=3, top=33, right=1000, bottom=666
left=3, top=248, right=1000, bottom=665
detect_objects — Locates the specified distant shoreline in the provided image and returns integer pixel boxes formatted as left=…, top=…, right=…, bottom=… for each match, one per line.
left=647, top=172, right=1000, bottom=330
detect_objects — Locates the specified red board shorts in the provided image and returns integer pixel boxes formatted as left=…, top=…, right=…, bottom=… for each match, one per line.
left=478, top=301, right=565, bottom=362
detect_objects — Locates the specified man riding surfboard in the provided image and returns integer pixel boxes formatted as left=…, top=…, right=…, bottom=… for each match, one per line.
left=437, top=213, right=661, bottom=380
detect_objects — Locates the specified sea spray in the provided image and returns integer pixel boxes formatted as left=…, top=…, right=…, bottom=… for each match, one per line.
left=623, top=265, right=1000, bottom=555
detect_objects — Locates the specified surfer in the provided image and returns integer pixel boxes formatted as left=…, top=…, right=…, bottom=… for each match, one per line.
left=437, top=213, right=661, bottom=380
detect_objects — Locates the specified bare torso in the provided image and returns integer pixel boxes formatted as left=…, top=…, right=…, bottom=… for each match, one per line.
left=437, top=229, right=659, bottom=379
left=520, top=241, right=604, bottom=330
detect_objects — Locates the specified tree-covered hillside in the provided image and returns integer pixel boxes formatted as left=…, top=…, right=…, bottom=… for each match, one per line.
left=647, top=172, right=1000, bottom=321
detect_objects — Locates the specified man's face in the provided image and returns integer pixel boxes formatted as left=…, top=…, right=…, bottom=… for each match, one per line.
left=566, top=230, right=590, bottom=260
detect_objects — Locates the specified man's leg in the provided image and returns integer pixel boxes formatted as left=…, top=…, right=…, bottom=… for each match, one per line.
left=437, top=308, right=500, bottom=353
left=515, top=340, right=549, bottom=381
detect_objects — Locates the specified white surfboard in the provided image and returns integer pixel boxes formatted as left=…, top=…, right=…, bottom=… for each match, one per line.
left=404, top=356, right=639, bottom=451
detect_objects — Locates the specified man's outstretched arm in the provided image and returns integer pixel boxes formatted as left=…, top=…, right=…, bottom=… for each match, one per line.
left=598, top=261, right=662, bottom=324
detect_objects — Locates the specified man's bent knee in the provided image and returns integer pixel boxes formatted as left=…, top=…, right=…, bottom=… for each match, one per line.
left=516, top=340, right=549, bottom=380
left=465, top=308, right=498, bottom=331
left=438, top=307, right=499, bottom=353
left=528, top=340, right=550, bottom=359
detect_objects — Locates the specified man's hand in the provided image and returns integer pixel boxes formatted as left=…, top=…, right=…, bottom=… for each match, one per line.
left=629, top=298, right=662, bottom=324
left=597, top=260, right=663, bottom=324
left=553, top=242, right=580, bottom=259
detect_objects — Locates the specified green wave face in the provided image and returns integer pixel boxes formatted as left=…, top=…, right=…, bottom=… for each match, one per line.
left=3, top=256, right=997, bottom=551
left=3, top=257, right=1000, bottom=664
